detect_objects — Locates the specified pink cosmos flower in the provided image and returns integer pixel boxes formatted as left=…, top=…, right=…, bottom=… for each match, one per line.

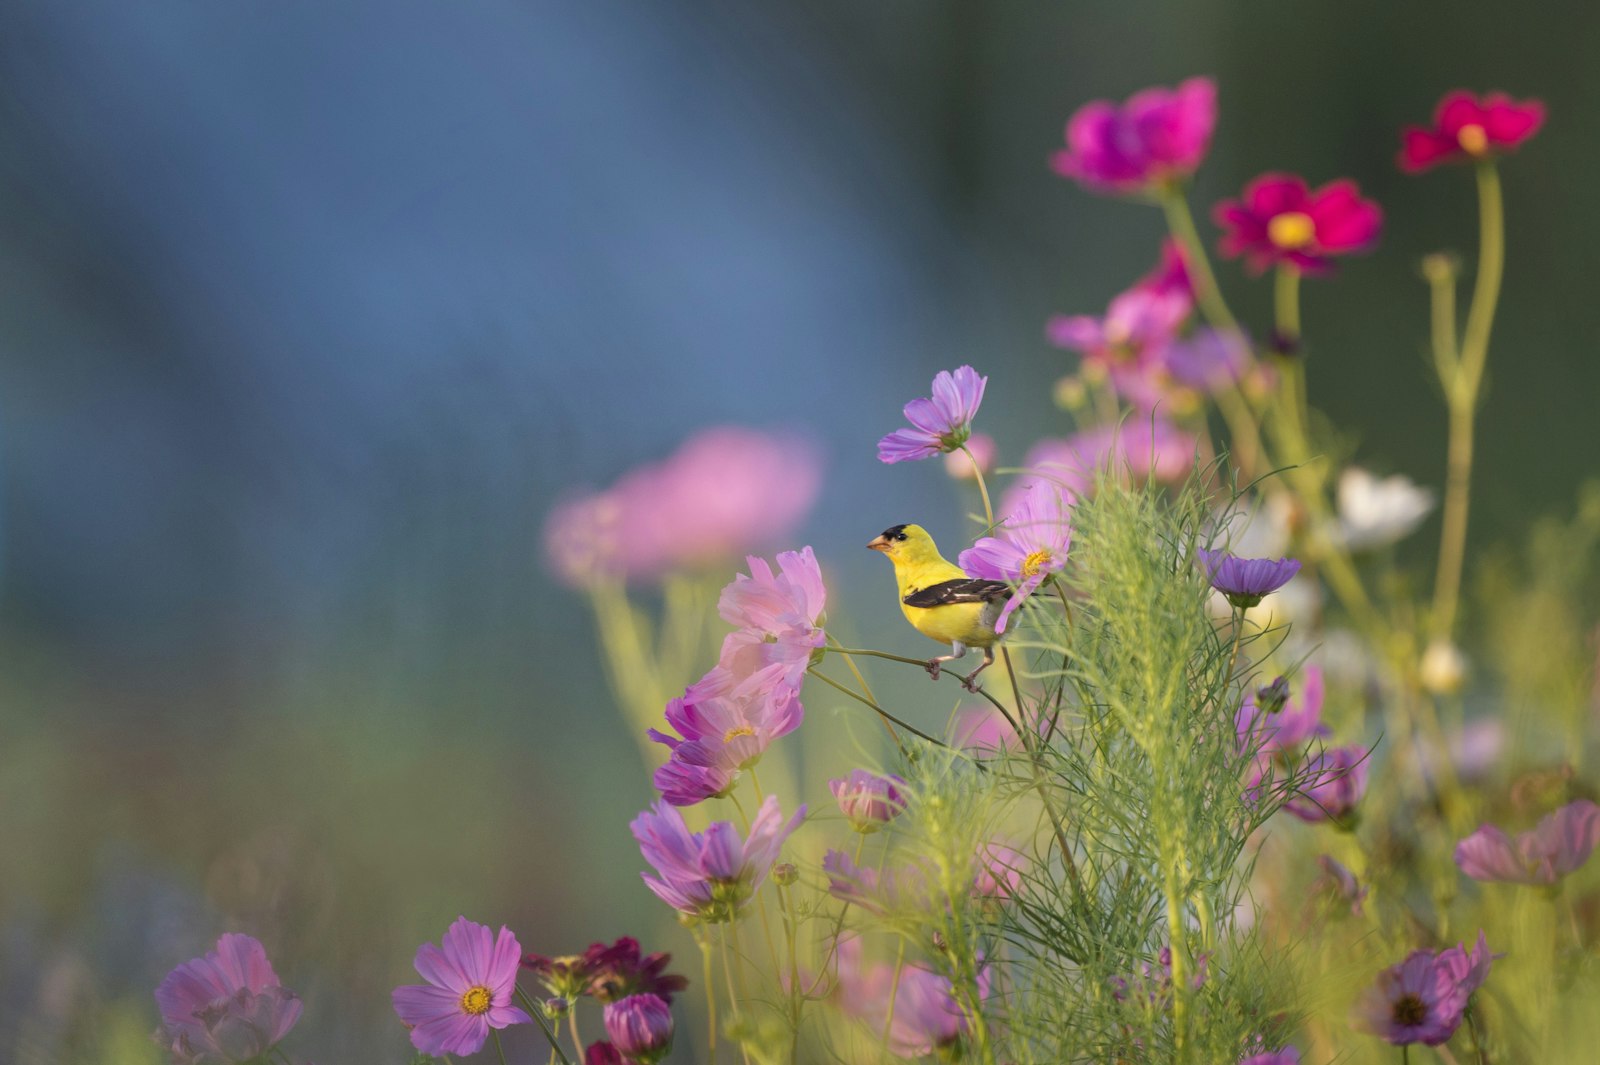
left=822, top=849, right=931, bottom=916
left=830, top=769, right=907, bottom=832
left=1284, top=745, right=1370, bottom=825
left=715, top=546, right=828, bottom=691
left=878, top=365, right=988, bottom=463
left=1352, top=933, right=1493, bottom=1046
left=154, top=933, right=302, bottom=1065
left=959, top=479, right=1073, bottom=633
left=1454, top=799, right=1600, bottom=885
left=631, top=795, right=805, bottom=922
left=649, top=680, right=804, bottom=805
left=1137, top=238, right=1194, bottom=300
left=1215, top=173, right=1383, bottom=276
left=1163, top=328, right=1251, bottom=393
left=999, top=420, right=1200, bottom=519
left=828, top=937, right=989, bottom=1058
left=944, top=432, right=997, bottom=480
left=544, top=427, right=821, bottom=587
left=602, top=994, right=675, bottom=1065
left=1400, top=90, right=1545, bottom=173
left=1051, top=78, right=1218, bottom=195
left=1047, top=287, right=1192, bottom=409
left=392, top=917, right=531, bottom=1056
left=1236, top=667, right=1329, bottom=763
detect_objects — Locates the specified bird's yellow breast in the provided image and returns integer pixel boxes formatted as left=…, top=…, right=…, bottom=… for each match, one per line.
left=900, top=597, right=1001, bottom=648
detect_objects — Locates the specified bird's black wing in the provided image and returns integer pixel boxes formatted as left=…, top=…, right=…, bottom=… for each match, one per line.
left=902, top=579, right=1011, bottom=608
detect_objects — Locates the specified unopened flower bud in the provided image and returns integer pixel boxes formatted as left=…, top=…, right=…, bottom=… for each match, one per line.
left=931, top=930, right=948, bottom=953
left=545, top=996, right=570, bottom=1018
left=603, top=994, right=674, bottom=1065
left=1420, top=252, right=1461, bottom=285
left=1420, top=638, right=1468, bottom=696
left=1256, top=676, right=1290, bottom=715
left=1054, top=375, right=1089, bottom=410
left=773, top=862, right=798, bottom=887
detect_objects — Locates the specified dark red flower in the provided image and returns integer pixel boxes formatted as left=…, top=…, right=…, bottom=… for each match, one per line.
left=1399, top=91, right=1545, bottom=174
left=1214, top=173, right=1382, bottom=275
left=522, top=937, right=687, bottom=1005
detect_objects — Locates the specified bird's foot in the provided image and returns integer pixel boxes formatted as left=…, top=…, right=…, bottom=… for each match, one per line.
left=960, top=672, right=983, bottom=693
left=925, top=659, right=944, bottom=681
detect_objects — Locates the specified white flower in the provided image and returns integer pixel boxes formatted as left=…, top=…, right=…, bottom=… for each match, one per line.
left=1335, top=468, right=1435, bottom=551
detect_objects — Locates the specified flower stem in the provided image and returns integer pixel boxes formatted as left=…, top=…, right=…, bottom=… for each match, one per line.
left=826, top=634, right=904, bottom=752
left=1159, top=187, right=1240, bottom=334
left=699, top=936, right=719, bottom=1063
left=880, top=938, right=907, bottom=1055
left=1431, top=162, right=1504, bottom=640
left=805, top=666, right=949, bottom=748
left=721, top=926, right=754, bottom=1065
left=1273, top=263, right=1301, bottom=344
left=961, top=443, right=997, bottom=529
left=567, top=1011, right=583, bottom=1061
left=515, top=987, right=576, bottom=1065
left=492, top=1027, right=509, bottom=1065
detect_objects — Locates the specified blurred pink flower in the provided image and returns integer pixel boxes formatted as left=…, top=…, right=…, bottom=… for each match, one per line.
left=1048, top=287, right=1192, bottom=409
left=830, top=769, right=908, bottom=832
left=999, top=419, right=1200, bottom=519
left=154, top=933, right=302, bottom=1065
left=1454, top=800, right=1600, bottom=885
left=1240, top=1045, right=1300, bottom=1065
left=1237, top=667, right=1328, bottom=760
left=391, top=918, right=530, bottom=1056
left=631, top=795, right=805, bottom=922
left=1051, top=78, right=1217, bottom=195
left=1215, top=173, right=1382, bottom=276
left=822, top=849, right=931, bottom=916
left=1136, top=238, right=1194, bottom=300
left=1284, top=745, right=1369, bottom=825
left=585, top=1043, right=624, bottom=1065
left=1352, top=932, right=1492, bottom=1046
left=973, top=842, right=1027, bottom=900
left=1400, top=90, right=1545, bottom=173
left=1315, top=854, right=1369, bottom=916
left=829, top=937, right=989, bottom=1058
left=944, top=432, right=997, bottom=479
left=959, top=479, right=1074, bottom=633
left=544, top=426, right=821, bottom=586
left=878, top=365, right=988, bottom=463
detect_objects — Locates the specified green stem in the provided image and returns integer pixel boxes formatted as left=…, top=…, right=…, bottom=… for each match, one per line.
left=492, top=1028, right=509, bottom=1065
left=1273, top=263, right=1302, bottom=344
left=962, top=443, right=997, bottom=529
left=721, top=926, right=753, bottom=1065
left=567, top=1011, right=583, bottom=1061
left=880, top=939, right=907, bottom=1055
left=1159, top=186, right=1240, bottom=334
left=1431, top=163, right=1504, bottom=640
left=826, top=633, right=904, bottom=753
left=514, top=986, right=575, bottom=1065
left=699, top=937, right=719, bottom=1063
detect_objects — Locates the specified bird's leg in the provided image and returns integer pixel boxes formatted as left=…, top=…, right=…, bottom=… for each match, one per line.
left=961, top=646, right=997, bottom=692
left=926, top=641, right=969, bottom=681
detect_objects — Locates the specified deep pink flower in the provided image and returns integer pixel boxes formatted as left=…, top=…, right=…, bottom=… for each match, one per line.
left=1198, top=548, right=1301, bottom=608
left=1400, top=90, right=1545, bottom=173
left=830, top=769, right=908, bottom=832
left=631, top=795, right=805, bottom=922
left=392, top=918, right=531, bottom=1056
left=603, top=994, right=675, bottom=1065
left=1051, top=78, right=1217, bottom=195
left=1215, top=173, right=1382, bottom=276
left=1284, top=745, right=1370, bottom=824
left=1048, top=288, right=1192, bottom=409
left=544, top=427, right=821, bottom=587
left=154, top=933, right=302, bottom=1065
left=585, top=1043, right=624, bottom=1065
left=1454, top=800, right=1600, bottom=885
left=1353, top=934, right=1493, bottom=1046
left=999, top=420, right=1200, bottom=519
left=877, top=365, right=988, bottom=463
left=1137, top=238, right=1194, bottom=300
left=959, top=479, right=1073, bottom=633
left=522, top=937, right=687, bottom=1005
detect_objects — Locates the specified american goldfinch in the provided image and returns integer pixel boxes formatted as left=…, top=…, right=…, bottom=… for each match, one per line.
left=868, top=523, right=1008, bottom=690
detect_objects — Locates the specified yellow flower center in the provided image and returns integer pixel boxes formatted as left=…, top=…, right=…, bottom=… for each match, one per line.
left=723, top=724, right=756, bottom=743
left=1456, top=123, right=1488, bottom=156
left=1021, top=549, right=1053, bottom=578
left=1267, top=212, right=1316, bottom=250
left=460, top=986, right=492, bottom=1016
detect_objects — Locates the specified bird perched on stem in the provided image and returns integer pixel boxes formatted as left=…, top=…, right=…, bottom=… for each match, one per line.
left=868, top=523, right=1009, bottom=691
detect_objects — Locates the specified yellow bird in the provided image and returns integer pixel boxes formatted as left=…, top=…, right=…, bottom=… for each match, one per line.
left=867, top=523, right=1009, bottom=690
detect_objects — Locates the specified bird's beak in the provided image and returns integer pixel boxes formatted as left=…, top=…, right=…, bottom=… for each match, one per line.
left=867, top=534, right=890, bottom=552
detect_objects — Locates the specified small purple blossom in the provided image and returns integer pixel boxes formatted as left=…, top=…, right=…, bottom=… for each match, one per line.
left=1284, top=745, right=1370, bottom=825
left=1198, top=548, right=1302, bottom=608
left=829, top=770, right=907, bottom=832
left=632, top=795, right=805, bottom=922
left=603, top=994, right=675, bottom=1065
left=1110, top=945, right=1209, bottom=1009
left=1454, top=799, right=1600, bottom=885
left=1353, top=933, right=1494, bottom=1046
left=959, top=479, right=1073, bottom=633
left=154, top=933, right=302, bottom=1065
left=1051, top=77, right=1218, bottom=195
left=391, top=918, right=531, bottom=1057
left=877, top=365, right=988, bottom=463
left=1048, top=287, right=1191, bottom=409
left=1240, top=1046, right=1300, bottom=1065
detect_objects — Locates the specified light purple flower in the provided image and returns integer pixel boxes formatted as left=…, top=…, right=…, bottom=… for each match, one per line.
left=544, top=426, right=821, bottom=587
left=959, top=479, right=1073, bottom=634
left=1197, top=548, right=1302, bottom=608
left=1353, top=934, right=1494, bottom=1046
left=1237, top=668, right=1330, bottom=797
left=632, top=795, right=805, bottom=922
left=829, top=770, right=907, bottom=832
left=877, top=366, right=988, bottom=463
left=392, top=918, right=531, bottom=1057
left=648, top=681, right=804, bottom=806
left=998, top=420, right=1200, bottom=519
left=1454, top=800, right=1600, bottom=885
left=602, top=994, right=675, bottom=1065
left=1164, top=328, right=1252, bottom=393
left=154, top=933, right=302, bottom=1065
left=1284, top=745, right=1370, bottom=824
left=1051, top=77, right=1218, bottom=195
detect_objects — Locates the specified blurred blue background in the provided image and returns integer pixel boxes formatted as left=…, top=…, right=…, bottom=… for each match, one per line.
left=0, top=1, right=1595, bottom=1059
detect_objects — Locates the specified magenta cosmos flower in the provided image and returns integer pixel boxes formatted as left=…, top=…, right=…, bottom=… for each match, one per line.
left=1353, top=932, right=1493, bottom=1046
left=1047, top=287, right=1192, bottom=409
left=585, top=1043, right=624, bottom=1065
left=154, top=933, right=302, bottom=1065
left=1051, top=78, right=1217, bottom=195
left=1236, top=668, right=1329, bottom=761
left=1215, top=173, right=1382, bottom=276
left=392, top=917, right=531, bottom=1056
left=631, top=794, right=805, bottom=922
left=603, top=993, right=675, bottom=1065
left=959, top=479, right=1073, bottom=633
left=1198, top=548, right=1301, bottom=609
left=1137, top=238, right=1194, bottom=300
left=1240, top=1046, right=1300, bottom=1065
left=1400, top=90, right=1545, bottom=173
left=1454, top=799, right=1600, bottom=885
left=543, top=426, right=821, bottom=587
left=1284, top=745, right=1370, bottom=825
left=878, top=365, right=987, bottom=463
left=830, top=769, right=907, bottom=832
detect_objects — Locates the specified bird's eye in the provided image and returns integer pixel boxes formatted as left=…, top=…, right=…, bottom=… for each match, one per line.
left=894, top=532, right=908, bottom=541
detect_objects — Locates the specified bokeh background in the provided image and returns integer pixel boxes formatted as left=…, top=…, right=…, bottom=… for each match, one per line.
left=1, top=1, right=1595, bottom=1060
